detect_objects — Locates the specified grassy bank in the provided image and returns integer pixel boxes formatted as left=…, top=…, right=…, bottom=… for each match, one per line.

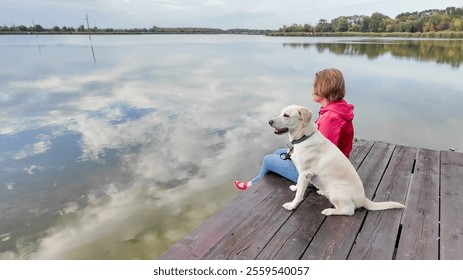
left=268, top=31, right=463, bottom=38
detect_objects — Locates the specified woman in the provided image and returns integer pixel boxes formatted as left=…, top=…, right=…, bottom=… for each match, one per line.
left=234, top=68, right=354, bottom=191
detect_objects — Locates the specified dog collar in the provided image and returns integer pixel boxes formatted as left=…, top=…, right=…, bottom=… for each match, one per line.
left=291, top=130, right=315, bottom=145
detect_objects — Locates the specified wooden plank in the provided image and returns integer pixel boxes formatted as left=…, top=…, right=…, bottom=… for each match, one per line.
left=255, top=189, right=329, bottom=260
left=396, top=148, right=440, bottom=260
left=348, top=145, right=416, bottom=259
left=301, top=141, right=395, bottom=259
left=202, top=176, right=295, bottom=260
left=350, top=139, right=375, bottom=169
left=357, top=142, right=397, bottom=198
left=440, top=151, right=463, bottom=260
left=158, top=173, right=278, bottom=259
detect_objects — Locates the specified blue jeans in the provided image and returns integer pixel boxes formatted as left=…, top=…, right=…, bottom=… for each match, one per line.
left=251, top=148, right=299, bottom=184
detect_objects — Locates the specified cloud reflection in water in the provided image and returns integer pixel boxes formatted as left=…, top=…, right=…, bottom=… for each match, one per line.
left=0, top=35, right=289, bottom=259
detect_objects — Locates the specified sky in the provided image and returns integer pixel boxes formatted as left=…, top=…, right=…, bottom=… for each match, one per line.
left=1, top=0, right=463, bottom=30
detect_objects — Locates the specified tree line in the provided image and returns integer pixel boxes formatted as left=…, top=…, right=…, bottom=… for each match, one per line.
left=0, top=24, right=270, bottom=35
left=277, top=6, right=463, bottom=34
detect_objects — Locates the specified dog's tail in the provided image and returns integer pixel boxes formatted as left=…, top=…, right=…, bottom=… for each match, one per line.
left=363, top=198, right=406, bottom=211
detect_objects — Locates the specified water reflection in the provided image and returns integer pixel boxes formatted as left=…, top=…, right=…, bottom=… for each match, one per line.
left=0, top=35, right=462, bottom=259
left=284, top=39, right=463, bottom=68
left=0, top=35, right=285, bottom=259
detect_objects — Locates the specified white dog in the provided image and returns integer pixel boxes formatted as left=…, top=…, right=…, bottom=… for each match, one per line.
left=269, top=105, right=405, bottom=216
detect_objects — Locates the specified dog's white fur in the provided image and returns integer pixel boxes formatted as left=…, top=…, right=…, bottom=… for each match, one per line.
left=269, top=105, right=405, bottom=216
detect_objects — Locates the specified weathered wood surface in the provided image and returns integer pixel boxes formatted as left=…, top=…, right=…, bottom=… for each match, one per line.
left=395, top=148, right=440, bottom=260
left=440, top=151, right=463, bottom=259
left=159, top=140, right=463, bottom=260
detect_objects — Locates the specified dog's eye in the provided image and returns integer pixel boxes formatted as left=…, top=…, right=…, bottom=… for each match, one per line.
left=283, top=114, right=290, bottom=118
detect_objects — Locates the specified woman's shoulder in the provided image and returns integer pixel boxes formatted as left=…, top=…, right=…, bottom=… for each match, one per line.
left=315, top=111, right=344, bottom=128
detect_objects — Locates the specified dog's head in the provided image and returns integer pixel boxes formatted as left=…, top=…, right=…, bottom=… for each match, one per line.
left=269, top=105, right=313, bottom=138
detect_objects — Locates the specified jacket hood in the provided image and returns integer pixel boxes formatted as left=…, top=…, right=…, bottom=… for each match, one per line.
left=319, top=99, right=354, bottom=121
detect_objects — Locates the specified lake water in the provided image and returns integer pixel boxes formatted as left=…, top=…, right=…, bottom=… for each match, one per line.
left=0, top=34, right=462, bottom=259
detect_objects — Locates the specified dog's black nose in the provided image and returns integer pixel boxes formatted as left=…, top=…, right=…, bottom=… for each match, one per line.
left=268, top=120, right=273, bottom=125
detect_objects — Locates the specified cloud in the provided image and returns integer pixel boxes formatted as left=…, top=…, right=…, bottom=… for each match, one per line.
left=13, top=140, right=52, bottom=160
left=6, top=183, right=15, bottom=191
left=24, top=165, right=45, bottom=175
left=1, top=233, right=11, bottom=242
left=2, top=0, right=462, bottom=29
left=59, top=202, right=79, bottom=216
left=27, top=180, right=226, bottom=259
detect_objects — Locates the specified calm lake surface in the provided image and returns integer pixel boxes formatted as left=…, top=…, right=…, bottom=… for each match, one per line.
left=0, top=34, right=462, bottom=259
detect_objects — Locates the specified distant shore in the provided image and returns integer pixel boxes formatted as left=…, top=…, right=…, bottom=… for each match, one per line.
left=0, top=28, right=272, bottom=36
left=1, top=31, right=462, bottom=38
left=0, top=32, right=264, bottom=35
left=268, top=31, right=463, bottom=38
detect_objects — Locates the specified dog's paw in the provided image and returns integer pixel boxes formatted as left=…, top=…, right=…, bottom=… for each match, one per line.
left=317, top=190, right=325, bottom=196
left=321, top=208, right=336, bottom=216
left=289, top=185, right=297, bottom=192
left=282, top=202, right=296, bottom=211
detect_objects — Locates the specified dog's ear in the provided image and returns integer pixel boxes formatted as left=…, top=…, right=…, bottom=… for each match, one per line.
left=298, top=107, right=312, bottom=125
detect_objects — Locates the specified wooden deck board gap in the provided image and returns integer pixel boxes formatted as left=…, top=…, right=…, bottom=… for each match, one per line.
left=401, top=148, right=419, bottom=224
left=351, top=139, right=375, bottom=169
left=437, top=151, right=442, bottom=260
left=346, top=212, right=370, bottom=259
left=344, top=143, right=395, bottom=259
left=297, top=216, right=328, bottom=260
left=392, top=224, right=403, bottom=260
left=369, top=144, right=396, bottom=202
left=260, top=209, right=300, bottom=260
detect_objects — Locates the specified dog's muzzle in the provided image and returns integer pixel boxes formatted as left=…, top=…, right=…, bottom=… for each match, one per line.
left=269, top=120, right=289, bottom=135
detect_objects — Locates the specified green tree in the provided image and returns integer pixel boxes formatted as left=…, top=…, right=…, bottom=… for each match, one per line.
left=383, top=18, right=396, bottom=32
left=17, top=25, right=28, bottom=31
left=452, top=17, right=463, bottom=31
left=369, top=12, right=389, bottom=32
left=333, top=16, right=349, bottom=32
left=360, top=16, right=370, bottom=32
left=315, top=19, right=332, bottom=32
left=303, top=24, right=313, bottom=33
left=404, top=19, right=423, bottom=32
left=31, top=24, right=44, bottom=32
left=289, top=23, right=303, bottom=32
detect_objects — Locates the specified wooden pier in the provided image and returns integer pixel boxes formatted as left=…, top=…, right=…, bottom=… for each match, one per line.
left=159, top=139, right=463, bottom=260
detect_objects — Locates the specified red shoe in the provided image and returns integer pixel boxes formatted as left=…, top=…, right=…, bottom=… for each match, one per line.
left=233, top=181, right=249, bottom=191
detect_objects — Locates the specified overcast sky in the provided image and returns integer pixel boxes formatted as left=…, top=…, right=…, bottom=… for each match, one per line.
left=1, top=0, right=462, bottom=30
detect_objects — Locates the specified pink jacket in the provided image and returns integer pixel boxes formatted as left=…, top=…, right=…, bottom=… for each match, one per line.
left=314, top=99, right=354, bottom=158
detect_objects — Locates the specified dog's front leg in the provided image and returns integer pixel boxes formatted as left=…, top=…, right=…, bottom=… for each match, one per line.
left=283, top=173, right=312, bottom=211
